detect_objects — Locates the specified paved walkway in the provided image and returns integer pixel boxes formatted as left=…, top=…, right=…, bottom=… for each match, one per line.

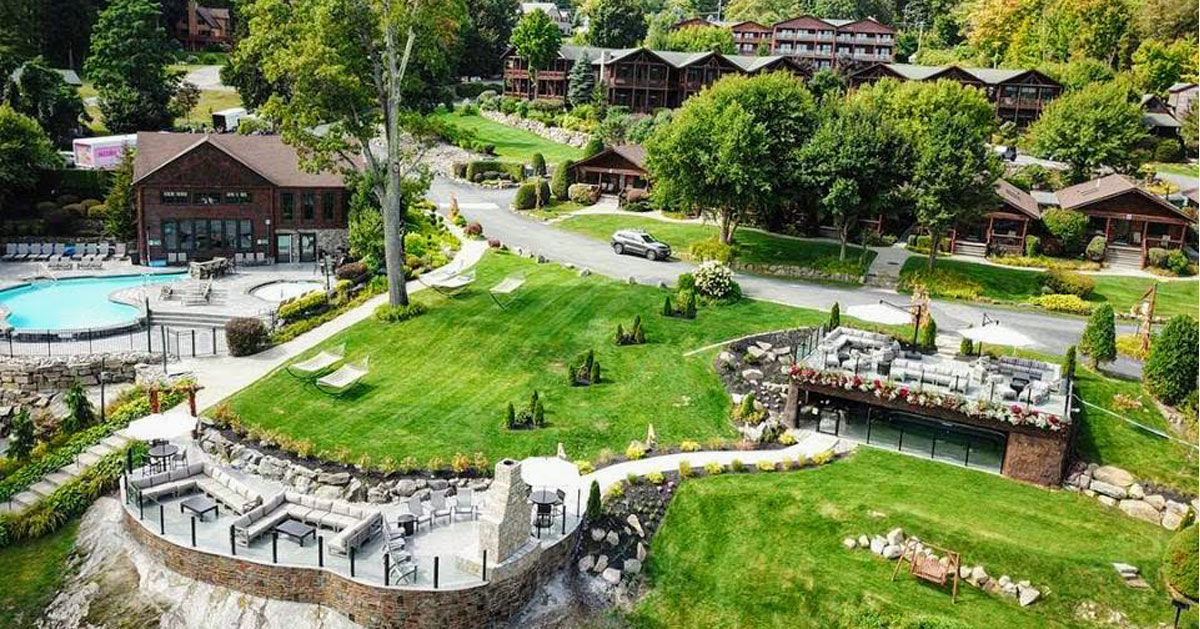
left=865, top=244, right=913, bottom=283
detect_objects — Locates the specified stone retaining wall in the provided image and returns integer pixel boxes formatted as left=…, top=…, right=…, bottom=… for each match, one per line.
left=479, top=111, right=589, bottom=148
left=124, top=507, right=578, bottom=629
left=732, top=261, right=865, bottom=284
left=0, top=353, right=154, bottom=392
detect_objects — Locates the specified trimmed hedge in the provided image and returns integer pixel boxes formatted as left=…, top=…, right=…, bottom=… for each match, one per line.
left=464, top=160, right=524, bottom=183
left=568, top=183, right=599, bottom=205
left=1042, top=269, right=1095, bottom=298
left=373, top=302, right=427, bottom=323
left=1164, top=524, right=1199, bottom=601
left=1029, top=293, right=1094, bottom=314
left=225, top=317, right=270, bottom=356
left=278, top=290, right=329, bottom=321
left=514, top=179, right=552, bottom=210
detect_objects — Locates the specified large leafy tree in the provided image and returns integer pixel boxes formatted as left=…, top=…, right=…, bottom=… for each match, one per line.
left=1181, top=102, right=1198, bottom=153
left=246, top=0, right=465, bottom=307
left=4, top=57, right=85, bottom=146
left=222, top=0, right=290, bottom=110
left=584, top=0, right=648, bottom=48
left=798, top=98, right=913, bottom=260
left=0, top=104, right=56, bottom=213
left=1143, top=315, right=1199, bottom=405
left=1131, top=39, right=1197, bottom=95
left=85, top=0, right=180, bottom=133
left=646, top=72, right=818, bottom=244
left=663, top=26, right=735, bottom=54
left=459, top=0, right=520, bottom=77
left=1136, top=0, right=1198, bottom=42
left=510, top=9, right=563, bottom=99
left=1027, top=79, right=1147, bottom=181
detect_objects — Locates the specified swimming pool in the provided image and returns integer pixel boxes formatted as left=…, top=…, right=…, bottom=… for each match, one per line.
left=0, top=274, right=183, bottom=331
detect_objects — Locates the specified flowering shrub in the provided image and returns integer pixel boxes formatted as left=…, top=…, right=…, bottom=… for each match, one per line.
left=693, top=260, right=738, bottom=299
left=680, top=440, right=701, bottom=452
left=788, top=366, right=1069, bottom=431
left=575, top=459, right=595, bottom=474
left=1029, top=293, right=1093, bottom=315
left=646, top=471, right=665, bottom=485
left=755, top=460, right=776, bottom=471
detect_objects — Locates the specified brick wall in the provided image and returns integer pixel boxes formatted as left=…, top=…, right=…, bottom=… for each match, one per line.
left=124, top=508, right=578, bottom=629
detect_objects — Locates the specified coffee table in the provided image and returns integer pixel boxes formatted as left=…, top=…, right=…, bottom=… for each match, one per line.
left=274, top=519, right=316, bottom=547
left=180, top=495, right=219, bottom=521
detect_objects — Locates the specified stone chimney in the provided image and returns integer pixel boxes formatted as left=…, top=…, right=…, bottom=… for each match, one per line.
left=478, top=459, right=531, bottom=562
left=186, top=0, right=199, bottom=48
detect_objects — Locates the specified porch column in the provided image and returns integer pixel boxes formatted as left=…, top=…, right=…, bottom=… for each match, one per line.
left=1104, top=217, right=1112, bottom=241
left=985, top=216, right=994, bottom=247
left=1019, top=218, right=1028, bottom=249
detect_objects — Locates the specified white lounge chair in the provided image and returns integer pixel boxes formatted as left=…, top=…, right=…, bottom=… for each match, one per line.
left=114, top=242, right=128, bottom=260
left=48, top=243, right=67, bottom=262
left=453, top=487, right=478, bottom=520
left=286, top=344, right=345, bottom=379
left=429, top=490, right=452, bottom=524
left=418, top=268, right=476, bottom=297
left=14, top=243, right=31, bottom=261
left=1, top=243, right=17, bottom=261
left=32, top=243, right=52, bottom=261
left=97, top=242, right=111, bottom=260
left=315, top=357, right=369, bottom=396
left=488, top=275, right=526, bottom=309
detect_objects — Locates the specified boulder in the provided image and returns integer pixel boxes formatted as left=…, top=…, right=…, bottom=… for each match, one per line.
left=593, top=555, right=608, bottom=573
left=578, top=555, right=595, bottom=572
left=578, top=268, right=592, bottom=277
left=958, top=565, right=972, bottom=580
left=755, top=341, right=773, bottom=351
left=882, top=544, right=903, bottom=560
left=741, top=369, right=764, bottom=382
left=636, top=542, right=647, bottom=562
left=313, top=484, right=342, bottom=500
left=1097, top=495, right=1117, bottom=507
left=1112, top=563, right=1139, bottom=578
left=393, top=480, right=418, bottom=497
left=1089, top=480, right=1127, bottom=500
left=886, top=527, right=905, bottom=546
left=601, top=568, right=622, bottom=584
left=1092, top=466, right=1134, bottom=488
left=746, top=346, right=767, bottom=359
left=1165, top=500, right=1190, bottom=515
left=1017, top=585, right=1041, bottom=607
left=869, top=537, right=886, bottom=555
left=1144, top=494, right=1167, bottom=510
left=627, top=514, right=644, bottom=537
left=1118, top=499, right=1161, bottom=524
left=605, top=530, right=620, bottom=546
left=970, top=566, right=989, bottom=586
left=842, top=538, right=858, bottom=550
left=256, top=457, right=286, bottom=480
left=429, top=479, right=448, bottom=491
left=717, top=352, right=736, bottom=366
left=367, top=485, right=390, bottom=504
left=858, top=535, right=870, bottom=547
left=623, top=559, right=642, bottom=575
left=1128, top=484, right=1145, bottom=500
left=591, top=528, right=606, bottom=542
left=1161, top=511, right=1186, bottom=531
left=317, top=471, right=350, bottom=486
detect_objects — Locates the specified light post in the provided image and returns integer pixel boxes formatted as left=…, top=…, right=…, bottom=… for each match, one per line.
left=99, top=371, right=109, bottom=423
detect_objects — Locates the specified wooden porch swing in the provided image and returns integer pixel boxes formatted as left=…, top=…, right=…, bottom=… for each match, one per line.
left=891, top=541, right=962, bottom=604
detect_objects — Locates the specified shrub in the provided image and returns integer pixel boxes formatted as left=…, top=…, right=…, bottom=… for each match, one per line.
left=6, top=409, right=34, bottom=461
left=796, top=454, right=809, bottom=468
left=464, top=160, right=523, bottom=183
left=464, top=222, right=483, bottom=237
left=778, top=432, right=797, bottom=446
left=677, top=272, right=696, bottom=293
left=62, top=381, right=96, bottom=434
left=336, top=261, right=368, bottom=281
left=225, top=317, right=269, bottom=356
left=625, top=441, right=646, bottom=460
left=586, top=481, right=601, bottom=520
left=1042, top=269, right=1095, bottom=298
left=1023, top=235, right=1040, bottom=256
left=646, top=471, right=665, bottom=485
left=693, top=260, right=738, bottom=300
left=35, top=200, right=58, bottom=213
left=811, top=450, right=835, bottom=465
left=1144, top=315, right=1199, bottom=405
left=828, top=302, right=840, bottom=329
left=451, top=453, right=470, bottom=474
left=568, top=183, right=599, bottom=205
left=688, top=238, right=735, bottom=263
left=959, top=337, right=974, bottom=356
left=678, top=460, right=693, bottom=477
left=1029, top=293, right=1094, bottom=314
left=1155, top=138, right=1183, bottom=163
left=55, top=194, right=80, bottom=206
left=626, top=472, right=641, bottom=485
left=551, top=159, right=573, bottom=200
left=1165, top=525, right=1199, bottom=601
left=1042, top=209, right=1090, bottom=252
left=755, top=460, right=776, bottom=472
left=897, top=268, right=981, bottom=300
left=1063, top=345, right=1076, bottom=379
left=1165, top=249, right=1190, bottom=275
left=730, top=459, right=745, bottom=473
left=680, top=440, right=700, bottom=452
left=87, top=204, right=108, bottom=218
left=373, top=302, right=427, bottom=322
left=1146, top=247, right=1170, bottom=268
left=530, top=152, right=546, bottom=176
left=704, top=461, right=723, bottom=475
left=918, top=318, right=937, bottom=351
left=79, top=198, right=102, bottom=210
left=513, top=178, right=552, bottom=210
left=278, top=290, right=329, bottom=321
left=1080, top=304, right=1116, bottom=367
left=1085, top=235, right=1107, bottom=261
left=583, top=136, right=604, bottom=157
left=575, top=459, right=595, bottom=474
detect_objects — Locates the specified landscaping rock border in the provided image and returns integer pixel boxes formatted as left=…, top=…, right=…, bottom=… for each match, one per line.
left=480, top=111, right=590, bottom=148
left=1063, top=462, right=1196, bottom=531
left=732, top=261, right=865, bottom=284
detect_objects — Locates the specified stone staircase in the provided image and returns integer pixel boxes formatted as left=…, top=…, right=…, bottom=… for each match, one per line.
left=953, top=241, right=987, bottom=258
left=0, top=432, right=134, bottom=515
left=1104, top=246, right=1144, bottom=270
left=149, top=309, right=246, bottom=329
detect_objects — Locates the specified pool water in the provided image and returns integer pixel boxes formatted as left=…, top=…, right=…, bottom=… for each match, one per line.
left=250, top=280, right=324, bottom=303
left=0, top=274, right=183, bottom=331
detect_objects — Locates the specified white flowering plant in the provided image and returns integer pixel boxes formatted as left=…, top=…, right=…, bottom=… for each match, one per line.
left=693, top=260, right=739, bottom=300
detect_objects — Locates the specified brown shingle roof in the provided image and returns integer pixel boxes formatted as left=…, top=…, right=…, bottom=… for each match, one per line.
left=994, top=179, right=1041, bottom=219
left=134, top=132, right=351, bottom=187
left=610, top=144, right=647, bottom=169
left=1055, top=174, right=1193, bottom=221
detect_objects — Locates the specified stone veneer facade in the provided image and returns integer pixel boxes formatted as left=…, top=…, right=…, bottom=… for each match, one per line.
left=123, top=507, right=579, bottom=629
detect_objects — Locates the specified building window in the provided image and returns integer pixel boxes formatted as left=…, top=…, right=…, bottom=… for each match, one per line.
left=180, top=220, right=194, bottom=250
left=194, top=192, right=221, bottom=205
left=162, top=221, right=177, bottom=251
left=281, top=192, right=295, bottom=220
left=239, top=220, right=253, bottom=250
left=195, top=220, right=211, bottom=250
left=209, top=219, right=225, bottom=250
left=224, top=191, right=252, bottom=204
left=161, top=191, right=190, bottom=204
left=302, top=191, right=315, bottom=220
left=323, top=192, right=335, bottom=220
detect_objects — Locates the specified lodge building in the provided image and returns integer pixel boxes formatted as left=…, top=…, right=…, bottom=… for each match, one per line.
left=133, top=133, right=352, bottom=266
left=671, top=15, right=896, bottom=67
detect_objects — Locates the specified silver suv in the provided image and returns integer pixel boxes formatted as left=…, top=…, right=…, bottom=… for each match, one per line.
left=611, top=229, right=671, bottom=261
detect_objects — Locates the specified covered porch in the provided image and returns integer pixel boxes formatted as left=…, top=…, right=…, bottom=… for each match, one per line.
left=952, top=179, right=1040, bottom=257
left=570, top=144, right=649, bottom=195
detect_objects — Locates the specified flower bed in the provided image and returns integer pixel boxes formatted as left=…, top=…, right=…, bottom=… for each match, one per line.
left=788, top=366, right=1068, bottom=432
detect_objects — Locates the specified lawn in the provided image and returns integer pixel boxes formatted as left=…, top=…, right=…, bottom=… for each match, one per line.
left=526, top=199, right=585, bottom=222
left=631, top=449, right=1194, bottom=629
left=431, top=110, right=583, bottom=164
left=78, top=80, right=242, bottom=134
left=226, top=252, right=843, bottom=464
left=558, top=214, right=877, bottom=276
left=1074, top=367, right=1198, bottom=493
left=899, top=257, right=1198, bottom=319
left=0, top=519, right=79, bottom=629
left=1154, top=162, right=1200, bottom=178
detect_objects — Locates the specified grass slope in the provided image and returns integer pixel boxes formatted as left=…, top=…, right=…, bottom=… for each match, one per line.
left=228, top=252, right=839, bottom=463
left=900, top=257, right=1198, bottom=319
left=632, top=450, right=1193, bottom=629
left=431, top=111, right=583, bottom=164
left=0, top=519, right=79, bottom=629
left=558, top=214, right=876, bottom=275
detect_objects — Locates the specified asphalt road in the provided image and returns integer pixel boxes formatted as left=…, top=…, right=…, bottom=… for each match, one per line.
left=428, top=176, right=1142, bottom=374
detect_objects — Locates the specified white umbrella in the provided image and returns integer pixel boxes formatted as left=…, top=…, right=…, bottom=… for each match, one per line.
left=960, top=324, right=1038, bottom=348
left=521, top=456, right=580, bottom=490
left=122, top=409, right=197, bottom=441
left=846, top=302, right=914, bottom=326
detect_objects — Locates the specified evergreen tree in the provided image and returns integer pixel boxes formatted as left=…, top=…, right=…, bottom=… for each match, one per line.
left=828, top=302, right=841, bottom=329
left=959, top=337, right=974, bottom=356
left=62, top=380, right=95, bottom=434
left=919, top=318, right=938, bottom=351
left=685, top=292, right=697, bottom=319
left=530, top=152, right=546, bottom=176
left=583, top=135, right=604, bottom=157
left=1080, top=304, right=1116, bottom=368
left=5, top=57, right=85, bottom=146
left=589, top=361, right=600, bottom=384
left=1143, top=315, right=1198, bottom=405
left=7, top=408, right=34, bottom=460
left=567, top=53, right=595, bottom=107
left=103, top=148, right=136, bottom=240
left=534, top=399, right=545, bottom=426
left=586, top=480, right=601, bottom=520
left=85, top=0, right=179, bottom=132
left=663, top=295, right=673, bottom=317
left=616, top=323, right=626, bottom=344
left=505, top=401, right=515, bottom=429
left=1062, top=345, right=1077, bottom=379
left=551, top=159, right=572, bottom=200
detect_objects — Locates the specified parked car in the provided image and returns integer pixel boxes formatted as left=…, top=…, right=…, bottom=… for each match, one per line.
left=611, top=229, right=671, bottom=261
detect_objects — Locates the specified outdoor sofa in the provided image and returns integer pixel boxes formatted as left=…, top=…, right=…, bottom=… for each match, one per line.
left=128, top=462, right=263, bottom=514
left=231, top=492, right=383, bottom=556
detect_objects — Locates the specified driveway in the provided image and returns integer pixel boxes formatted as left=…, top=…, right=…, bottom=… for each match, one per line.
left=428, top=176, right=1140, bottom=373
left=181, top=65, right=234, bottom=92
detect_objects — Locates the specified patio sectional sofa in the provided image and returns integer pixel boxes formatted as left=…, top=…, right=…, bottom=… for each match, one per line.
left=128, top=462, right=263, bottom=514
left=231, top=492, right=383, bottom=556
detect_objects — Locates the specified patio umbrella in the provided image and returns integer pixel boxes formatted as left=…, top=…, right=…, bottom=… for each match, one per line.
left=122, top=408, right=197, bottom=441
left=845, top=302, right=914, bottom=326
left=960, top=323, right=1038, bottom=349
left=521, top=456, right=580, bottom=490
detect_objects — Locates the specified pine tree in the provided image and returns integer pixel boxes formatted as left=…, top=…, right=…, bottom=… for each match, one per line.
left=615, top=323, right=625, bottom=344
left=104, top=148, right=137, bottom=240
left=63, top=380, right=95, bottom=434
left=828, top=302, right=840, bottom=329
left=1080, top=304, right=1116, bottom=368
left=634, top=316, right=646, bottom=344
left=589, top=361, right=600, bottom=384
left=663, top=295, right=673, bottom=317
left=1062, top=345, right=1077, bottom=380
left=551, top=159, right=572, bottom=200
left=567, top=53, right=595, bottom=107
left=531, top=152, right=546, bottom=176
left=534, top=399, right=545, bottom=426
left=1144, top=315, right=1198, bottom=404
left=959, top=337, right=974, bottom=357
left=505, top=401, right=516, bottom=429
left=7, top=408, right=35, bottom=460
left=685, top=292, right=697, bottom=319
left=919, top=318, right=938, bottom=351
left=586, top=480, right=601, bottom=520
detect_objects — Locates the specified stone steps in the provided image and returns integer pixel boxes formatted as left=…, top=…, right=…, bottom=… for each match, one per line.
left=2, top=433, right=134, bottom=515
left=28, top=480, right=60, bottom=497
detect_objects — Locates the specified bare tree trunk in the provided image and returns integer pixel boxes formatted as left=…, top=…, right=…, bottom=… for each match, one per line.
left=381, top=17, right=414, bottom=307
left=928, top=231, right=941, bottom=271
left=838, top=221, right=849, bottom=261
left=719, top=211, right=732, bottom=245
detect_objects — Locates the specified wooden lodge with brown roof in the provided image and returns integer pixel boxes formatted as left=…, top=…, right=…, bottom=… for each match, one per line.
left=175, top=1, right=232, bottom=51
left=950, top=179, right=1043, bottom=257
left=134, top=133, right=353, bottom=266
left=570, top=145, right=648, bottom=194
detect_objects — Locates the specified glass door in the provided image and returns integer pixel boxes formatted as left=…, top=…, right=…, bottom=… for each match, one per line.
left=276, top=233, right=295, bottom=263
left=299, top=233, right=317, bottom=263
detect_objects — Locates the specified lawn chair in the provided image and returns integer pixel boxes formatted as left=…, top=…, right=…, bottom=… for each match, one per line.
left=453, top=487, right=478, bottom=520
left=488, top=274, right=526, bottom=309
left=315, top=357, right=370, bottom=396
left=97, top=242, right=111, bottom=260
left=83, top=243, right=100, bottom=262
left=48, top=243, right=67, bottom=262
left=114, top=242, right=128, bottom=260
left=389, top=552, right=418, bottom=584
left=286, top=344, right=345, bottom=379
left=14, top=243, right=30, bottom=261
left=32, top=243, right=52, bottom=261
left=1, top=243, right=16, bottom=261
left=406, top=495, right=433, bottom=530
left=430, top=490, right=453, bottom=525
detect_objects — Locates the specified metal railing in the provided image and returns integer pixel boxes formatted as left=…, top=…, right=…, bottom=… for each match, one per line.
left=0, top=323, right=227, bottom=358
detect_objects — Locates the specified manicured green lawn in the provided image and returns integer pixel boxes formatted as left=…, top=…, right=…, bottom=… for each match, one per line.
left=632, top=450, right=1194, bottom=629
left=900, top=257, right=1198, bottom=319
left=0, top=519, right=79, bottom=628
left=227, top=252, right=848, bottom=464
left=1074, top=367, right=1198, bottom=493
left=1154, top=162, right=1200, bottom=178
left=558, top=214, right=876, bottom=276
left=431, top=110, right=583, bottom=164
left=526, top=199, right=585, bottom=221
